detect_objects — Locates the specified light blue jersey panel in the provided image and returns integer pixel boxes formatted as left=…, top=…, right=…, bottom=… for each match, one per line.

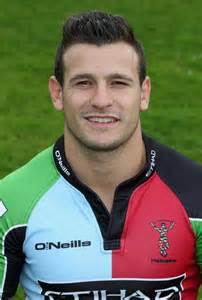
left=20, top=176, right=111, bottom=298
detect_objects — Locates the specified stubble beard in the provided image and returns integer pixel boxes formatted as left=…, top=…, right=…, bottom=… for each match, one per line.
left=64, top=119, right=140, bottom=154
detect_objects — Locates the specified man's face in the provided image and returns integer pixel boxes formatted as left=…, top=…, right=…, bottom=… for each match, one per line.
left=50, top=42, right=151, bottom=152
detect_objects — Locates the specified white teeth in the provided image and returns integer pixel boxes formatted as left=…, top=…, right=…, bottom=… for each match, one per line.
left=87, top=117, right=116, bottom=123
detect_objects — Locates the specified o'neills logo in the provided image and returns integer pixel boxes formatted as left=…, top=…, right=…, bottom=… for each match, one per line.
left=151, top=220, right=175, bottom=257
left=55, top=150, right=71, bottom=176
left=35, top=240, right=91, bottom=251
left=146, top=149, right=156, bottom=177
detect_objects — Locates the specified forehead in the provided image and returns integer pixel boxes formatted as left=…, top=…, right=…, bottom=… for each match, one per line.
left=62, top=42, right=139, bottom=78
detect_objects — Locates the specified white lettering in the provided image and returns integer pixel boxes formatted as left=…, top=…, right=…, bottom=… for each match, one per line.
left=61, top=291, right=91, bottom=299
left=55, top=150, right=70, bottom=176
left=55, top=150, right=61, bottom=158
left=93, top=290, right=100, bottom=299
left=55, top=289, right=151, bottom=299
left=155, top=286, right=179, bottom=300
left=44, top=288, right=180, bottom=300
left=146, top=149, right=156, bottom=177
left=125, top=290, right=150, bottom=300
left=150, top=150, right=156, bottom=171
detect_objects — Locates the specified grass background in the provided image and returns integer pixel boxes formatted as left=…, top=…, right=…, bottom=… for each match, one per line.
left=0, top=0, right=202, bottom=299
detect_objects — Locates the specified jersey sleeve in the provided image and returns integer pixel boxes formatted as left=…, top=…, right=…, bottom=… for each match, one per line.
left=0, top=196, right=26, bottom=299
left=0, top=146, right=58, bottom=299
left=190, top=219, right=202, bottom=276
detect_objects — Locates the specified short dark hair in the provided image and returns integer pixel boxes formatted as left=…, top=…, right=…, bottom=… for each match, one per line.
left=54, top=11, right=146, bottom=86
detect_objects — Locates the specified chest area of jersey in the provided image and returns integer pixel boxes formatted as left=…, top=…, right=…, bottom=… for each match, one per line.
left=23, top=176, right=196, bottom=281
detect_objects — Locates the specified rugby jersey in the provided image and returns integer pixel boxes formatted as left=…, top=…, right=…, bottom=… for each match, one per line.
left=0, top=135, right=202, bottom=299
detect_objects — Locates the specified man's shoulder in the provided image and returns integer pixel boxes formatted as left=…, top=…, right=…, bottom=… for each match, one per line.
left=153, top=137, right=202, bottom=176
left=0, top=146, right=60, bottom=221
left=144, top=134, right=202, bottom=176
left=1, top=145, right=58, bottom=187
left=147, top=135, right=202, bottom=218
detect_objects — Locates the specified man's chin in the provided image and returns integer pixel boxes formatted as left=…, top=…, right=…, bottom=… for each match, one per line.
left=79, top=140, right=125, bottom=152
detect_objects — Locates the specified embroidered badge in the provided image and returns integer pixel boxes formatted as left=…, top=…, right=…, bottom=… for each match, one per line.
left=151, top=220, right=175, bottom=257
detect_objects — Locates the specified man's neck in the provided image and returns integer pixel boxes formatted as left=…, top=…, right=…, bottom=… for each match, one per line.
left=64, top=128, right=146, bottom=212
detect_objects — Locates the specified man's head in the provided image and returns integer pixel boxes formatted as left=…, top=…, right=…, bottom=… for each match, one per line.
left=49, top=11, right=151, bottom=153
left=54, top=11, right=146, bottom=87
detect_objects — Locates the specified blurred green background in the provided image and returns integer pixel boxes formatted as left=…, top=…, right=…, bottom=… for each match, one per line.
left=0, top=0, right=202, bottom=299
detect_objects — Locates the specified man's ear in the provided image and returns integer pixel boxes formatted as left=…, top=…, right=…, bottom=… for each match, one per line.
left=140, top=76, right=151, bottom=112
left=48, top=76, right=63, bottom=111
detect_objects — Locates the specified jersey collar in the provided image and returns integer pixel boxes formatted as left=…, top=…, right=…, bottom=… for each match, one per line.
left=53, top=134, right=157, bottom=187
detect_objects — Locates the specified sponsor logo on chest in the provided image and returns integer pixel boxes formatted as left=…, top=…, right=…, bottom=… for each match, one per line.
left=38, top=274, right=185, bottom=299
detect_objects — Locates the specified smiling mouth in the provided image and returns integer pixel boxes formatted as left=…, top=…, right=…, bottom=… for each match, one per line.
left=85, top=116, right=119, bottom=124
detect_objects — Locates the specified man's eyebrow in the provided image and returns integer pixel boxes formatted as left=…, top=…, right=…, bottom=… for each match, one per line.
left=69, top=73, right=134, bottom=83
left=107, top=73, right=134, bottom=82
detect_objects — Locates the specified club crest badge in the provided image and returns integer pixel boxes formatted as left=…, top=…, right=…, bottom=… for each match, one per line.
left=150, top=220, right=175, bottom=257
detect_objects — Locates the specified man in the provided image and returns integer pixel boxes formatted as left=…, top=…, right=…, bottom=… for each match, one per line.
left=0, top=10, right=202, bottom=300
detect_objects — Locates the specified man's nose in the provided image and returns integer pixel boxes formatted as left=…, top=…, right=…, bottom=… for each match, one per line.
left=90, top=83, right=113, bottom=108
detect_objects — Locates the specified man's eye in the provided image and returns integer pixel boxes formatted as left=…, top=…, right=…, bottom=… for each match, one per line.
left=111, top=81, right=128, bottom=86
left=76, top=80, right=91, bottom=87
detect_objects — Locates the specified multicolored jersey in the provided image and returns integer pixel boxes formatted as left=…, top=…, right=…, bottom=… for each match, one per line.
left=0, top=135, right=202, bottom=300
